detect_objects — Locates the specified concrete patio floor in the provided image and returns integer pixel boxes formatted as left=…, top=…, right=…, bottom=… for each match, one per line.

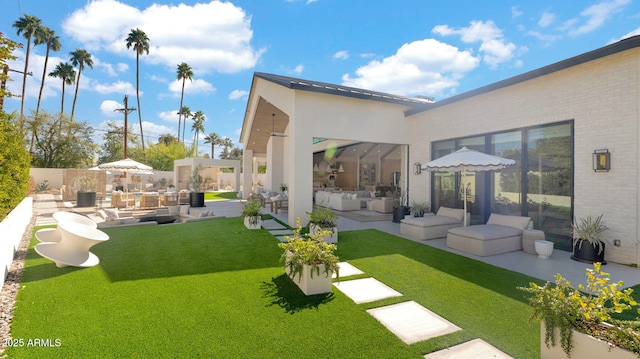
left=32, top=193, right=640, bottom=287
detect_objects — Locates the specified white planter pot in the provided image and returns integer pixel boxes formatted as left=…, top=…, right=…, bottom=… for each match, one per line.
left=309, top=223, right=338, bottom=243
left=285, top=252, right=333, bottom=295
left=244, top=216, right=261, bottom=230
left=541, top=321, right=636, bottom=359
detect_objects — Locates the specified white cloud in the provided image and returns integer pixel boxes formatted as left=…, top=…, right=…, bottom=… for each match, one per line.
left=100, top=100, right=122, bottom=116
left=229, top=90, right=249, bottom=100
left=538, top=12, right=556, bottom=27
left=511, top=6, right=523, bottom=18
left=93, top=80, right=136, bottom=95
left=341, top=38, right=478, bottom=97
left=565, top=0, right=631, bottom=36
left=62, top=0, right=265, bottom=73
left=168, top=78, right=216, bottom=97
left=333, top=50, right=349, bottom=60
left=619, top=27, right=640, bottom=40
left=158, top=109, right=179, bottom=123
left=292, top=64, right=304, bottom=75
left=433, top=20, right=518, bottom=68
left=117, top=63, right=129, bottom=72
left=142, top=121, right=177, bottom=139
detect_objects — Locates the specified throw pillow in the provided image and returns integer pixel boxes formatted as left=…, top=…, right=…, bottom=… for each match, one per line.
left=168, top=205, right=179, bottom=215
left=179, top=205, right=190, bottom=215
left=104, top=208, right=119, bottom=220
left=487, top=213, right=531, bottom=230
left=97, top=210, right=108, bottom=220
left=198, top=210, right=209, bottom=218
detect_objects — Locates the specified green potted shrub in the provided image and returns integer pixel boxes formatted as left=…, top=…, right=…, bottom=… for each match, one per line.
left=306, top=205, right=339, bottom=243
left=242, top=197, right=262, bottom=229
left=392, top=191, right=408, bottom=223
left=410, top=200, right=430, bottom=217
left=570, top=214, right=608, bottom=264
left=279, top=218, right=340, bottom=295
left=519, top=263, right=640, bottom=358
left=279, top=183, right=288, bottom=193
left=189, top=165, right=205, bottom=207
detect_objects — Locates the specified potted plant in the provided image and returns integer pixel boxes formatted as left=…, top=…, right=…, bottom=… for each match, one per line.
left=279, top=183, right=288, bottom=193
left=392, top=191, right=408, bottom=223
left=570, top=214, right=608, bottom=264
left=518, top=263, right=640, bottom=358
left=306, top=205, right=339, bottom=243
left=189, top=165, right=205, bottom=207
left=279, top=218, right=340, bottom=295
left=410, top=200, right=430, bottom=217
left=75, top=172, right=96, bottom=208
left=242, top=197, right=262, bottom=229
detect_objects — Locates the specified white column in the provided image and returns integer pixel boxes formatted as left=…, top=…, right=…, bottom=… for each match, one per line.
left=242, top=149, right=253, bottom=199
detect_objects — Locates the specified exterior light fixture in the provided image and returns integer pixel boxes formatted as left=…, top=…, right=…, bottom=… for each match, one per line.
left=414, top=162, right=422, bottom=175
left=593, top=149, right=610, bottom=172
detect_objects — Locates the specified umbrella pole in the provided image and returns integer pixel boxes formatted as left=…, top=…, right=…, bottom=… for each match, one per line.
left=463, top=168, right=467, bottom=226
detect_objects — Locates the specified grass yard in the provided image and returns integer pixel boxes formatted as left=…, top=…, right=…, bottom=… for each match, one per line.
left=7, top=218, right=546, bottom=358
left=203, top=191, right=238, bottom=201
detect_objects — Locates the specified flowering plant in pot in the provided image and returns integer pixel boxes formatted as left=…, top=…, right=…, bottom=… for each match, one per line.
left=306, top=205, right=338, bottom=243
left=570, top=214, right=609, bottom=264
left=279, top=218, right=340, bottom=295
left=518, top=263, right=640, bottom=358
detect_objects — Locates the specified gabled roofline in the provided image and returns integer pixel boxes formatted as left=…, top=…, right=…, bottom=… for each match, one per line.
left=405, top=34, right=640, bottom=116
left=253, top=72, right=434, bottom=107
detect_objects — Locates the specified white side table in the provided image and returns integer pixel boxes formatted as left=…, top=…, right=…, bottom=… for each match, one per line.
left=522, top=229, right=545, bottom=254
left=535, top=240, right=554, bottom=259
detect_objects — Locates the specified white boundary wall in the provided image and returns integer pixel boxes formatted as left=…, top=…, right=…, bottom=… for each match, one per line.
left=0, top=197, right=33, bottom=281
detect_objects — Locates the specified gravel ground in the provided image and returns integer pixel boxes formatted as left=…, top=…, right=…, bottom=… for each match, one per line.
left=0, top=212, right=36, bottom=358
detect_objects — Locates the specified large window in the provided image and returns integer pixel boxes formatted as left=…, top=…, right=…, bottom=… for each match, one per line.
left=431, top=121, right=573, bottom=250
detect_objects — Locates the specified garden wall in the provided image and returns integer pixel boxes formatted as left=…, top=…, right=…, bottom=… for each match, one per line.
left=0, top=197, right=33, bottom=282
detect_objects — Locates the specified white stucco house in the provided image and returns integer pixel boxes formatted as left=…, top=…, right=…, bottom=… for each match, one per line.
left=240, top=35, right=640, bottom=266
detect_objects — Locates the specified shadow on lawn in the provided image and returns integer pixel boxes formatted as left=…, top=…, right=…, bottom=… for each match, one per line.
left=260, top=274, right=334, bottom=314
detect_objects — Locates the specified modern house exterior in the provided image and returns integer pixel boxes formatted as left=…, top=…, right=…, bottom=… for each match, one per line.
left=240, top=35, right=640, bottom=266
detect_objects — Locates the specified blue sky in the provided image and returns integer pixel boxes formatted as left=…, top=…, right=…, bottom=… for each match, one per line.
left=2, top=0, right=639, bottom=158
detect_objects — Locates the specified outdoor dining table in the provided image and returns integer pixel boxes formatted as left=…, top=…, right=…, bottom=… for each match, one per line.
left=270, top=197, right=288, bottom=214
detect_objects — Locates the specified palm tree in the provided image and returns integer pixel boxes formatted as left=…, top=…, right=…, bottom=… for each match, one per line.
left=13, top=14, right=42, bottom=127
left=191, top=110, right=205, bottom=156
left=35, top=26, right=61, bottom=116
left=175, top=62, right=193, bottom=143
left=69, top=48, right=93, bottom=121
left=126, top=28, right=150, bottom=153
left=220, top=136, right=234, bottom=159
left=178, top=105, right=192, bottom=144
left=203, top=132, right=221, bottom=158
left=48, top=62, right=75, bottom=114
left=158, top=134, right=177, bottom=146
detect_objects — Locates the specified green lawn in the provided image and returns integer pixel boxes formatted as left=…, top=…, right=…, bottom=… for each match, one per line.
left=204, top=191, right=238, bottom=200
left=7, top=218, right=545, bottom=358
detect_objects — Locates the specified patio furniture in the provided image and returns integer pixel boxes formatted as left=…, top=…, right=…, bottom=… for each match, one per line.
left=446, top=213, right=532, bottom=256
left=367, top=197, right=398, bottom=214
left=522, top=229, right=546, bottom=254
left=160, top=192, right=178, bottom=207
left=111, top=191, right=135, bottom=209
left=178, top=190, right=190, bottom=205
left=328, top=193, right=360, bottom=211
left=34, top=221, right=109, bottom=268
left=535, top=240, right=554, bottom=259
left=271, top=197, right=288, bottom=214
left=140, top=192, right=159, bottom=209
left=400, top=206, right=468, bottom=240
left=52, top=211, right=98, bottom=229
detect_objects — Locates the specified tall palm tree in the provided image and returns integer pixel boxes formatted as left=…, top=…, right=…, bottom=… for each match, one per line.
left=48, top=62, right=75, bottom=114
left=175, top=62, right=193, bottom=143
left=69, top=48, right=93, bottom=121
left=220, top=136, right=234, bottom=158
left=13, top=14, right=42, bottom=128
left=178, top=105, right=192, bottom=144
left=125, top=28, right=150, bottom=153
left=35, top=26, right=61, bottom=116
left=203, top=132, right=221, bottom=158
left=191, top=110, right=205, bottom=156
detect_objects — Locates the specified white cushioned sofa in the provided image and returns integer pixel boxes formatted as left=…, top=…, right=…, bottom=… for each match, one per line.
left=328, top=192, right=360, bottom=211
left=400, top=206, right=468, bottom=240
left=446, top=213, right=532, bottom=256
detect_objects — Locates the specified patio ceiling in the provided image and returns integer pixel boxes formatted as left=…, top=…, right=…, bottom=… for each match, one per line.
left=244, top=97, right=289, bottom=153
left=315, top=141, right=403, bottom=162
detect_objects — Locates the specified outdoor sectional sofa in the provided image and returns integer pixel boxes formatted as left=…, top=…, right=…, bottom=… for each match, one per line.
left=315, top=190, right=361, bottom=211
left=400, top=206, right=468, bottom=240
left=446, top=213, right=532, bottom=256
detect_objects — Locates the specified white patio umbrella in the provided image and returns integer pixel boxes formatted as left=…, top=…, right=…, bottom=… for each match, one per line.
left=423, top=147, right=516, bottom=226
left=97, top=158, right=153, bottom=191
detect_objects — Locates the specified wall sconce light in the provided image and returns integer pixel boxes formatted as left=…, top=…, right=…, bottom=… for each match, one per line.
left=593, top=149, right=610, bottom=172
left=414, top=162, right=422, bottom=175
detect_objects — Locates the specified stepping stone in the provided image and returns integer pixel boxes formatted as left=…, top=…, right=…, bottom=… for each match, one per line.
left=273, top=236, right=287, bottom=243
left=333, top=262, right=364, bottom=278
left=367, top=301, right=461, bottom=344
left=268, top=229, right=294, bottom=237
left=423, top=338, right=513, bottom=358
left=333, top=277, right=402, bottom=304
left=261, top=219, right=287, bottom=230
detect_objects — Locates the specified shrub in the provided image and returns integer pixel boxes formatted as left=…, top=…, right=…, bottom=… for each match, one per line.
left=0, top=112, right=30, bottom=220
